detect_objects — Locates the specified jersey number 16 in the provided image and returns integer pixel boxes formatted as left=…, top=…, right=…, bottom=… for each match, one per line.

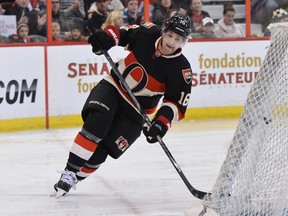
left=178, top=92, right=190, bottom=106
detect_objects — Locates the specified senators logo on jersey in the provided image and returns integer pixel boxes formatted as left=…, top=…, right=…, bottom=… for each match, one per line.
left=115, top=136, right=129, bottom=152
left=182, top=69, right=192, bottom=84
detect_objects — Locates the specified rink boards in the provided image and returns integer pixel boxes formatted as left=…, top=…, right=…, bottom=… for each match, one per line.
left=0, top=40, right=270, bottom=132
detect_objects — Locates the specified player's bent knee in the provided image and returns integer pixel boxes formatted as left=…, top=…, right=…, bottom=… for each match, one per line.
left=82, top=111, right=114, bottom=140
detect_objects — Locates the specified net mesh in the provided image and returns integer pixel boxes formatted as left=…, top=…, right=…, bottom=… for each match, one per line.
left=202, top=23, right=288, bottom=216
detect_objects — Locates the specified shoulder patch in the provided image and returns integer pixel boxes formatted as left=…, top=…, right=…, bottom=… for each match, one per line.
left=120, top=24, right=139, bottom=31
left=142, top=22, right=155, bottom=29
left=182, top=69, right=192, bottom=84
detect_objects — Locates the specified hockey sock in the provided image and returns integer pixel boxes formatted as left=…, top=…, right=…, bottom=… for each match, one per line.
left=77, top=163, right=101, bottom=181
left=65, top=132, right=99, bottom=180
left=77, top=143, right=109, bottom=180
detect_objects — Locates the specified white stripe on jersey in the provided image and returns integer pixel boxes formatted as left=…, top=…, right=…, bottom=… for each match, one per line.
left=104, top=76, right=155, bottom=119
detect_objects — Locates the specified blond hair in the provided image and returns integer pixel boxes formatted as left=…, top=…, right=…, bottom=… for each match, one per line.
left=52, top=22, right=61, bottom=30
left=101, top=11, right=123, bottom=29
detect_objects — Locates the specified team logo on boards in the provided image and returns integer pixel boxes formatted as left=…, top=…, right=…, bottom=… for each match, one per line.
left=182, top=69, right=192, bottom=84
left=115, top=136, right=129, bottom=152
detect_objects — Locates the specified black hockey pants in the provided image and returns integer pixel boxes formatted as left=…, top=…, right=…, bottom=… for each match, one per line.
left=81, top=80, right=143, bottom=159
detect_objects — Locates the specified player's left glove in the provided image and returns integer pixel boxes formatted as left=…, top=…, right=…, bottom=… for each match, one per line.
left=143, top=117, right=170, bottom=143
left=88, top=25, right=120, bottom=55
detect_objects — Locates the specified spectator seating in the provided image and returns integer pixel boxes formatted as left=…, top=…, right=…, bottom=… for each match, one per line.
left=211, top=23, right=263, bottom=37
left=202, top=0, right=245, bottom=4
left=241, top=23, right=264, bottom=36
left=202, top=4, right=246, bottom=22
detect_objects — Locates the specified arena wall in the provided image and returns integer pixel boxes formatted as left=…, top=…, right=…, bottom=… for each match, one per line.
left=0, top=39, right=270, bottom=132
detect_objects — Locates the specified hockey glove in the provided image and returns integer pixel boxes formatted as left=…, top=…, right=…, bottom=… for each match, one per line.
left=88, top=25, right=120, bottom=55
left=143, top=117, right=169, bottom=143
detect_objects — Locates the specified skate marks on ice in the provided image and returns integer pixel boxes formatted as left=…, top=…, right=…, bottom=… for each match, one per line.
left=0, top=123, right=234, bottom=216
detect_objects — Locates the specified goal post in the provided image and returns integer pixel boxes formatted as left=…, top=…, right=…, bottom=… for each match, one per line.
left=201, top=23, right=288, bottom=215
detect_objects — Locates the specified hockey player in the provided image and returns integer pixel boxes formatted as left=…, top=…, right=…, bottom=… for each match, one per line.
left=52, top=13, right=192, bottom=198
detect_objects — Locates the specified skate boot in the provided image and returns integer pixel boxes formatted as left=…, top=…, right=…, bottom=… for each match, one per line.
left=51, top=170, right=78, bottom=198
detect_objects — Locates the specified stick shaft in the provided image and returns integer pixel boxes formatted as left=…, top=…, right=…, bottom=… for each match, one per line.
left=102, top=50, right=208, bottom=199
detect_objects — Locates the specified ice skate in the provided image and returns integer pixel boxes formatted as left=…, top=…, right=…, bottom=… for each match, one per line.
left=51, top=170, right=78, bottom=198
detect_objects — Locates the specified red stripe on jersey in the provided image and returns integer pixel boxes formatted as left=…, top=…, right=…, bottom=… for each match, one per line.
left=163, top=99, right=185, bottom=120
left=146, top=74, right=166, bottom=93
left=144, top=107, right=157, bottom=114
left=74, top=133, right=98, bottom=152
left=178, top=112, right=184, bottom=120
left=124, top=53, right=166, bottom=93
left=124, top=52, right=137, bottom=66
left=112, top=79, right=158, bottom=115
left=80, top=166, right=97, bottom=174
left=157, top=115, right=171, bottom=129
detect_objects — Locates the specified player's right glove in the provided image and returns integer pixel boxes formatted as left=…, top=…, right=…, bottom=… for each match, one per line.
left=88, top=25, right=120, bottom=55
left=143, top=116, right=170, bottom=143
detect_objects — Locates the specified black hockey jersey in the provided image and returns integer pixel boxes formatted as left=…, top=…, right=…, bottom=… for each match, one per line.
left=104, top=22, right=192, bottom=125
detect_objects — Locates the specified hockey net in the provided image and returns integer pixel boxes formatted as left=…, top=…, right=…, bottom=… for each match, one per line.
left=201, top=23, right=288, bottom=216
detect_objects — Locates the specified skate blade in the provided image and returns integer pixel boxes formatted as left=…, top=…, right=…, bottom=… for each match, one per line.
left=50, top=188, right=67, bottom=199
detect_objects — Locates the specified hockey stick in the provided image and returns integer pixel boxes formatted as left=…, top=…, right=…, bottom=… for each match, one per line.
left=102, top=50, right=209, bottom=200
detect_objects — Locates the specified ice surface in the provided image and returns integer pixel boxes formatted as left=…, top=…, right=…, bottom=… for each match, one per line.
left=0, top=120, right=236, bottom=216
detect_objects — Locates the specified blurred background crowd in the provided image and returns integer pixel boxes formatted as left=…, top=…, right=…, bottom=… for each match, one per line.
left=0, top=0, right=287, bottom=43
